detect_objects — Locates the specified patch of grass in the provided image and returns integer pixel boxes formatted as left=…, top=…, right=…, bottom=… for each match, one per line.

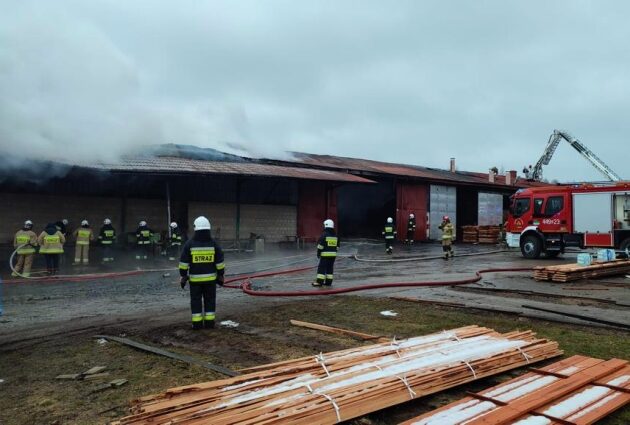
left=1, top=296, right=628, bottom=424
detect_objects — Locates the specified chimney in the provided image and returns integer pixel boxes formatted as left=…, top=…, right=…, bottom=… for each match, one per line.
left=506, top=170, right=517, bottom=185
left=449, top=158, right=456, bottom=173
left=488, top=168, right=495, bottom=183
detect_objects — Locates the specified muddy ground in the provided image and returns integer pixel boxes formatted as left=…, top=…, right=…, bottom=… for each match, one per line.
left=1, top=241, right=629, bottom=424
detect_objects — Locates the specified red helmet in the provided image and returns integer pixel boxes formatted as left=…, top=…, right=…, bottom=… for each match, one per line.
left=442, top=215, right=450, bottom=221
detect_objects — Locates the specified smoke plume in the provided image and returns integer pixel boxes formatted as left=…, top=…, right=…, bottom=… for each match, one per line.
left=0, top=4, right=281, bottom=165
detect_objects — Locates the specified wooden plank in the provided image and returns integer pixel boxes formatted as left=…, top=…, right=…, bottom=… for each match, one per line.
left=289, top=320, right=390, bottom=343
left=95, top=335, right=239, bottom=377
left=465, top=358, right=628, bottom=425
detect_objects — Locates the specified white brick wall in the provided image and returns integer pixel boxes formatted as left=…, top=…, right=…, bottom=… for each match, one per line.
left=0, top=193, right=122, bottom=244
left=188, top=202, right=296, bottom=243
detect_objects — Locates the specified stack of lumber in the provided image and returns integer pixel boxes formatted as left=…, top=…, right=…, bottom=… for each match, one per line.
left=400, top=355, right=630, bottom=425
left=114, top=326, right=561, bottom=425
left=533, top=259, right=630, bottom=282
left=462, top=226, right=478, bottom=243
left=478, top=225, right=501, bottom=244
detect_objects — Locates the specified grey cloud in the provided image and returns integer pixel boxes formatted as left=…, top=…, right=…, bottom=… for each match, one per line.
left=0, top=0, right=627, bottom=180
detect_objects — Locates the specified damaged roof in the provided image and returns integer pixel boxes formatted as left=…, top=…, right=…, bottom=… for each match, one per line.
left=81, top=156, right=374, bottom=184
left=286, top=153, right=546, bottom=189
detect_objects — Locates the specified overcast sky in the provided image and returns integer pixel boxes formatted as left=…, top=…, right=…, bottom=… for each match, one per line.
left=1, top=1, right=628, bottom=181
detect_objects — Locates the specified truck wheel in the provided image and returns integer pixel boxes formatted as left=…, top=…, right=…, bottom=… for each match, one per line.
left=521, top=234, right=542, bottom=259
left=621, top=238, right=630, bottom=252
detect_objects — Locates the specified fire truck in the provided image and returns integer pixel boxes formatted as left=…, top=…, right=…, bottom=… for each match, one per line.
left=505, top=182, right=630, bottom=258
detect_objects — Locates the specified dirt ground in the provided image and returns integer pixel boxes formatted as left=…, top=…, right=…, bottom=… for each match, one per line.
left=1, top=241, right=629, bottom=424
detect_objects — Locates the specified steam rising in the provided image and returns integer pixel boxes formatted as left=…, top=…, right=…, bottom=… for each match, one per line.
left=0, top=5, right=276, bottom=164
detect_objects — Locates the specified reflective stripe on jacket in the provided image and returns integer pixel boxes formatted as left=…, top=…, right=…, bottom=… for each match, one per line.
left=14, top=230, right=38, bottom=254
left=75, top=228, right=94, bottom=245
left=317, top=229, right=339, bottom=258
left=440, top=222, right=454, bottom=240
left=38, top=231, right=65, bottom=254
left=99, top=226, right=116, bottom=245
left=383, top=225, right=396, bottom=239
left=179, top=237, right=225, bottom=283
left=136, top=227, right=153, bottom=245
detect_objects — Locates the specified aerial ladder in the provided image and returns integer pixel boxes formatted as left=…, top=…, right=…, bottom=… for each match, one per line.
left=524, top=130, right=622, bottom=182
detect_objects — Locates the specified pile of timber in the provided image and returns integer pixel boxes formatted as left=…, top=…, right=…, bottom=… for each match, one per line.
left=478, top=225, right=501, bottom=244
left=401, top=354, right=630, bottom=425
left=462, top=226, right=478, bottom=243
left=114, top=326, right=561, bottom=425
left=533, top=259, right=630, bottom=283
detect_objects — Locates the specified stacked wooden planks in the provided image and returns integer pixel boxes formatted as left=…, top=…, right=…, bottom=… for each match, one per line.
left=462, top=226, right=478, bottom=243
left=478, top=225, right=501, bottom=244
left=400, top=355, right=630, bottom=425
left=533, top=259, right=630, bottom=282
left=113, top=326, right=561, bottom=425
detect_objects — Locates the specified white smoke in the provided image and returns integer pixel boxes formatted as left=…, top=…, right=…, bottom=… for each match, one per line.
left=0, top=4, right=280, bottom=164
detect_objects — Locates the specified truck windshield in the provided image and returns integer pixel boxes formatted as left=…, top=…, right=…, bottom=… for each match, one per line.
left=511, top=198, right=531, bottom=217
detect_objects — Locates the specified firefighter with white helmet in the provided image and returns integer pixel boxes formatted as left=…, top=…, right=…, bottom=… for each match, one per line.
left=98, top=218, right=116, bottom=263
left=439, top=215, right=455, bottom=260
left=73, top=219, right=94, bottom=265
left=167, top=221, right=184, bottom=261
left=312, top=219, right=339, bottom=287
left=12, top=220, right=38, bottom=278
left=406, top=213, right=416, bottom=245
left=382, top=217, right=396, bottom=254
left=135, top=220, right=153, bottom=260
left=179, top=216, right=225, bottom=329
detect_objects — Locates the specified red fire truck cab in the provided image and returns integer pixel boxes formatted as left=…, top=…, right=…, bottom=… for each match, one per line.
left=505, top=182, right=630, bottom=258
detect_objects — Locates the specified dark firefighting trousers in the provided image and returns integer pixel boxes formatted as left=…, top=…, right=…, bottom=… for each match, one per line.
left=385, top=238, right=394, bottom=250
left=190, top=283, right=216, bottom=327
left=44, top=254, right=60, bottom=273
left=406, top=230, right=414, bottom=243
left=316, top=257, right=335, bottom=286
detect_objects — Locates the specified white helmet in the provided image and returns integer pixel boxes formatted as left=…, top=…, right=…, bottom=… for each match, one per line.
left=409, top=213, right=415, bottom=219
left=170, top=222, right=178, bottom=229
left=139, top=220, right=147, bottom=227
left=24, top=220, right=33, bottom=228
left=81, top=220, right=89, bottom=226
left=103, top=218, right=111, bottom=225
left=387, top=217, right=393, bottom=223
left=194, top=216, right=211, bottom=230
left=323, top=219, right=334, bottom=229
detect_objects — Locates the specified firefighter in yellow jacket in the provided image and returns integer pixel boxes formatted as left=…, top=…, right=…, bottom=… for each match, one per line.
left=13, top=220, right=38, bottom=278
left=439, top=215, right=455, bottom=260
left=73, top=220, right=94, bottom=265
left=38, top=223, right=66, bottom=275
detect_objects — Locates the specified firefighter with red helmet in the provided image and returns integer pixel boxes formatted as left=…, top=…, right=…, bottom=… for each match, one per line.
left=439, top=215, right=454, bottom=260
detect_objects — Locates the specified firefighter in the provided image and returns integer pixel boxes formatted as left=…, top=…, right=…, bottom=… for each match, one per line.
left=439, top=215, right=455, bottom=260
left=135, top=220, right=153, bottom=260
left=55, top=218, right=69, bottom=265
left=73, top=220, right=94, bottom=265
left=38, top=223, right=66, bottom=275
left=312, top=219, right=339, bottom=287
left=179, top=216, right=225, bottom=330
left=98, top=218, right=116, bottom=263
left=406, top=213, right=416, bottom=245
left=167, top=221, right=184, bottom=261
left=382, top=217, right=396, bottom=254
left=12, top=220, right=38, bottom=278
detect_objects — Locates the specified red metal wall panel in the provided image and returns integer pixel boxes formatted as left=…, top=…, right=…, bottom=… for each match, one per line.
left=298, top=182, right=338, bottom=240
left=396, top=182, right=428, bottom=241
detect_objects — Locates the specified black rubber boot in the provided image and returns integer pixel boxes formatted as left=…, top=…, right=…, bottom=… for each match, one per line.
left=204, top=320, right=215, bottom=329
left=192, top=321, right=203, bottom=330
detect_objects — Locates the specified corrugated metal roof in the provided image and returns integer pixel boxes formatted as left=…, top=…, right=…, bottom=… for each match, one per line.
left=289, top=153, right=546, bottom=189
left=81, top=156, right=374, bottom=184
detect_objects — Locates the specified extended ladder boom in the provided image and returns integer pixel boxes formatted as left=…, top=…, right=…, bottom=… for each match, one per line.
left=530, top=130, right=621, bottom=181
